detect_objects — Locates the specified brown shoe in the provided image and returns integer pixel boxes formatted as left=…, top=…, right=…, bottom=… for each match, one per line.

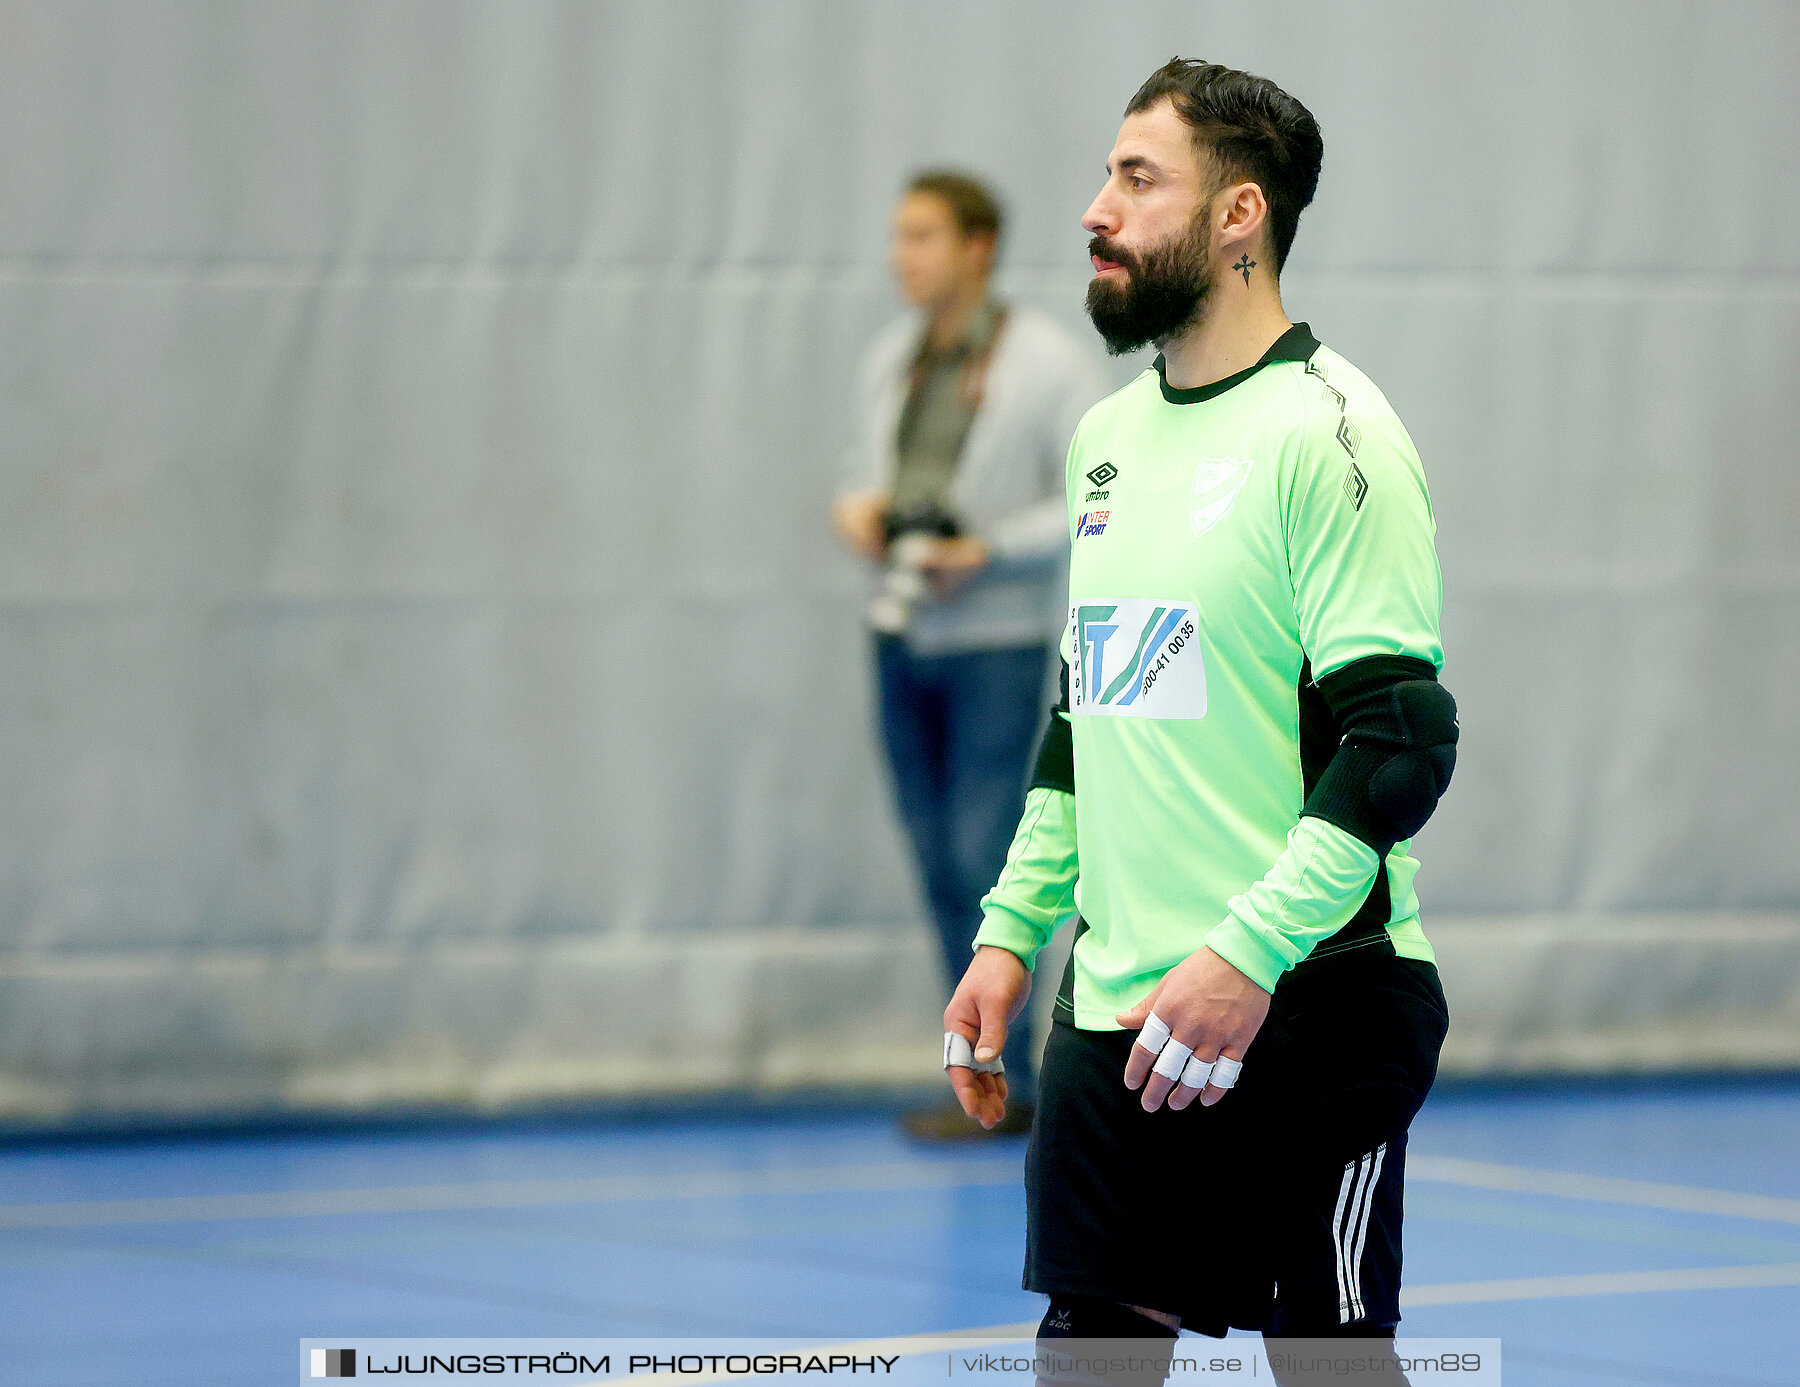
left=900, top=1098, right=1036, bottom=1142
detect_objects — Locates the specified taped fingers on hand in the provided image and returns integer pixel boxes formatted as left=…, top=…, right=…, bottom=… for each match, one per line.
left=1177, top=1054, right=1215, bottom=1093
left=1130, top=1008, right=1247, bottom=1113
left=944, top=1032, right=1005, bottom=1075
left=1122, top=1011, right=1170, bottom=1091
left=1136, top=1011, right=1172, bottom=1054
left=1129, top=1008, right=1198, bottom=1109
left=1170, top=1049, right=1244, bottom=1111
left=944, top=1031, right=1008, bottom=1128
left=1150, top=1036, right=1193, bottom=1082
left=1188, top=1050, right=1245, bottom=1115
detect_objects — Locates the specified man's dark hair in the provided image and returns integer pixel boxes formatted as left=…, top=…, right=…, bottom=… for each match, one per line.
left=1126, top=58, right=1322, bottom=274
left=906, top=169, right=1004, bottom=247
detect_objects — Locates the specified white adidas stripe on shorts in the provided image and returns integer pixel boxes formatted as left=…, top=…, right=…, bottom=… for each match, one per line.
left=1332, top=1141, right=1388, bottom=1323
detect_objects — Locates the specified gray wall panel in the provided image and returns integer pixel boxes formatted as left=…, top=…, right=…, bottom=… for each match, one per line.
left=1, top=0, right=1794, bottom=1121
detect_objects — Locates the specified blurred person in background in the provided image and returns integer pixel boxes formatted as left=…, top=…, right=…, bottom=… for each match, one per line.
left=833, top=170, right=1107, bottom=1141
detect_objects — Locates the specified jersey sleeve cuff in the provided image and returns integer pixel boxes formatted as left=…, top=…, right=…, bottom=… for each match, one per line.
left=1201, top=915, right=1290, bottom=994
left=973, top=905, right=1048, bottom=972
left=1203, top=817, right=1384, bottom=990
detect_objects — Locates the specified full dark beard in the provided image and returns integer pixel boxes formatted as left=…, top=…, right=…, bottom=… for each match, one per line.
left=1085, top=216, right=1215, bottom=357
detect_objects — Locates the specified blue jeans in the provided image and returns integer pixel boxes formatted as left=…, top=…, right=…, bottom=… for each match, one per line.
left=875, top=635, right=1053, bottom=1102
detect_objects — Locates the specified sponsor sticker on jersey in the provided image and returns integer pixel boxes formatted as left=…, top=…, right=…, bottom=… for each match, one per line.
left=1074, top=509, right=1110, bottom=539
left=1068, top=599, right=1207, bottom=719
left=1189, top=455, right=1254, bottom=537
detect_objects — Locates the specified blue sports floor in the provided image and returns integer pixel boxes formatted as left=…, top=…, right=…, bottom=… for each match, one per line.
left=3, top=1080, right=1798, bottom=1387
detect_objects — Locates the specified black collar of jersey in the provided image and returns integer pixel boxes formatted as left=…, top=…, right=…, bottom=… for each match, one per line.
left=1152, top=322, right=1321, bottom=405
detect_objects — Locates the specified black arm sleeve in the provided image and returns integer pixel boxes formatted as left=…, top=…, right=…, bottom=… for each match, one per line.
left=1028, top=658, right=1075, bottom=795
left=1300, top=654, right=1459, bottom=857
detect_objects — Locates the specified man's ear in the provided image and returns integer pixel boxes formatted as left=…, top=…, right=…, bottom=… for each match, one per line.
left=1214, top=179, right=1270, bottom=258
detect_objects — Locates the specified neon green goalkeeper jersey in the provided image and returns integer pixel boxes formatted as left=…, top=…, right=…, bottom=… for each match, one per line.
left=973, top=324, right=1445, bottom=1028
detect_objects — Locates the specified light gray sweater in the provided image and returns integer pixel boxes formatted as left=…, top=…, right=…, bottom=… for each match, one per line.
left=841, top=305, right=1110, bottom=654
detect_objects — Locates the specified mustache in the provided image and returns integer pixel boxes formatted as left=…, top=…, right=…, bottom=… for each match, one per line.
left=1087, top=234, right=1137, bottom=271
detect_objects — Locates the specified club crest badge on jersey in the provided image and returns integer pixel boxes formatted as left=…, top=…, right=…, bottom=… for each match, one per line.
left=1189, top=455, right=1255, bottom=537
left=1068, top=599, right=1207, bottom=719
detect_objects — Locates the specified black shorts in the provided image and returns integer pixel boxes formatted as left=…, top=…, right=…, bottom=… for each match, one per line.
left=1023, top=942, right=1449, bottom=1338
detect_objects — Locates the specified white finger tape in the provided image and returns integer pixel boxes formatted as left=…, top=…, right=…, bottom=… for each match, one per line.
left=944, top=1032, right=1005, bottom=1075
left=1136, top=1011, right=1172, bottom=1055
left=1179, top=1055, right=1215, bottom=1090
left=1151, top=1039, right=1194, bottom=1082
left=1209, top=1055, right=1243, bottom=1090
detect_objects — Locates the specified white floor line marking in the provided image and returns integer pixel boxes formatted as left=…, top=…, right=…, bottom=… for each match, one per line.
left=1400, top=1259, right=1800, bottom=1305
left=0, top=1159, right=1020, bottom=1230
left=7, top=1151, right=1797, bottom=1234
left=1409, top=1155, right=1800, bottom=1225
left=805, top=1261, right=1800, bottom=1334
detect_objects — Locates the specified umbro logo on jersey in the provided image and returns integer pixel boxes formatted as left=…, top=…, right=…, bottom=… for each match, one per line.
left=1075, top=509, right=1110, bottom=538
left=1336, top=416, right=1362, bottom=458
left=1344, top=463, right=1369, bottom=511
left=1086, top=461, right=1118, bottom=487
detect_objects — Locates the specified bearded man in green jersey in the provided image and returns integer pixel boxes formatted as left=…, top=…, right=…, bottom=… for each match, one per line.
left=939, top=59, right=1458, bottom=1385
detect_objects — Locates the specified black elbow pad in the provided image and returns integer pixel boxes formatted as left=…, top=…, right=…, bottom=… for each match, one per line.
left=1302, top=656, right=1458, bottom=855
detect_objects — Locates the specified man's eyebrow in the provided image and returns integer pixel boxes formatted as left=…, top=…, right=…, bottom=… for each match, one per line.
left=1107, top=154, right=1161, bottom=177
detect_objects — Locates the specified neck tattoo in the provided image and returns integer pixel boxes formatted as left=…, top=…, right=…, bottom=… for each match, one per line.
left=1232, top=254, right=1257, bottom=285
